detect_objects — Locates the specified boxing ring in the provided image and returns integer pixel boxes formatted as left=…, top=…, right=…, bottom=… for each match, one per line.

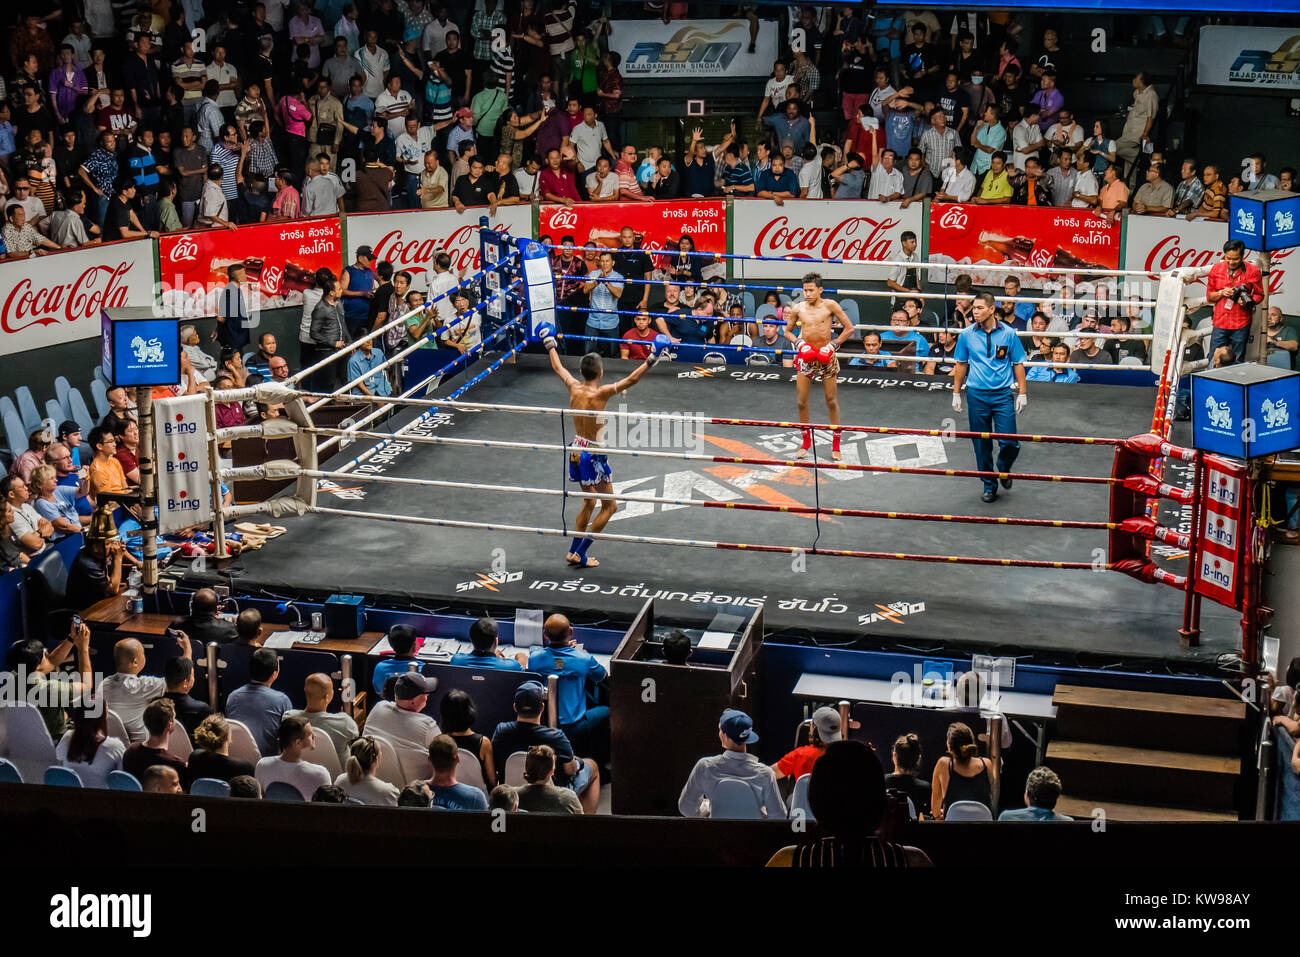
left=187, top=226, right=1248, bottom=667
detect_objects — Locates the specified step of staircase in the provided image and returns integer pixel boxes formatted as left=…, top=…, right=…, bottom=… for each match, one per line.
left=1055, top=795, right=1238, bottom=823
left=1052, top=684, right=1245, bottom=754
left=1046, top=740, right=1238, bottom=808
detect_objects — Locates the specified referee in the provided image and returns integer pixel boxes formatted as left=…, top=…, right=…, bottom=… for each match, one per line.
left=951, top=292, right=1029, bottom=503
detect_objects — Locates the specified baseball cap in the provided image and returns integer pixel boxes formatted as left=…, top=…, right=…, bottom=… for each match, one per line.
left=811, top=706, right=843, bottom=743
left=720, top=708, right=758, bottom=744
left=393, top=673, right=437, bottom=700
left=455, top=107, right=473, bottom=120
left=514, top=680, right=545, bottom=710
left=356, top=245, right=374, bottom=260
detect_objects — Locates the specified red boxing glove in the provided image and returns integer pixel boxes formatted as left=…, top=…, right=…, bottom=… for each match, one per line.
left=817, top=343, right=836, bottom=363
left=797, top=341, right=819, bottom=364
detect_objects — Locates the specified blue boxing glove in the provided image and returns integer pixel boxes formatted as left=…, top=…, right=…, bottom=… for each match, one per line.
left=647, top=333, right=673, bottom=366
left=535, top=322, right=558, bottom=351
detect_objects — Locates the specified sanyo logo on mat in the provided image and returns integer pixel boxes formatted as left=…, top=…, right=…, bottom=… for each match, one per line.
left=49, top=887, right=151, bottom=937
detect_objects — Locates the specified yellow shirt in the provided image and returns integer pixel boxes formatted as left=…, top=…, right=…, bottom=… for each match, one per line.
left=89, top=456, right=127, bottom=495
left=979, top=170, right=1013, bottom=201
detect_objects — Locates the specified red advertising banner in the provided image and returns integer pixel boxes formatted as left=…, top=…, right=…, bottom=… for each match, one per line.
left=1194, top=455, right=1247, bottom=610
left=927, top=204, right=1121, bottom=288
left=158, top=216, right=343, bottom=316
left=539, top=200, right=726, bottom=269
left=347, top=206, right=531, bottom=284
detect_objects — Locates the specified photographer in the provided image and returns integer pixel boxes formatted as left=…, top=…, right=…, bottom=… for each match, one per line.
left=1205, top=239, right=1264, bottom=367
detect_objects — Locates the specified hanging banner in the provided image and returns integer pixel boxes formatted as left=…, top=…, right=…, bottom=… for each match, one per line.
left=609, top=18, right=779, bottom=79
left=1124, top=213, right=1300, bottom=314
left=1196, top=26, right=1300, bottom=92
left=158, top=216, right=342, bottom=318
left=732, top=199, right=923, bottom=281
left=1194, top=455, right=1247, bottom=610
left=154, top=392, right=211, bottom=534
left=926, top=203, right=1121, bottom=288
left=0, top=239, right=154, bottom=357
left=346, top=205, right=531, bottom=288
left=539, top=199, right=726, bottom=270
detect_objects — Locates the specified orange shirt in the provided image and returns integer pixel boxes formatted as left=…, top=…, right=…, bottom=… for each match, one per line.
left=89, top=455, right=127, bottom=495
left=1099, top=180, right=1129, bottom=213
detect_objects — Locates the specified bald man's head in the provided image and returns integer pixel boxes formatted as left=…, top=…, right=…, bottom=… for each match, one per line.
left=113, top=637, right=145, bottom=674
left=192, top=588, right=219, bottom=617
left=304, top=672, right=334, bottom=710
left=543, top=613, right=572, bottom=646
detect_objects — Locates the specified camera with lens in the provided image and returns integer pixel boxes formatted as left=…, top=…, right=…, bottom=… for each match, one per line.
left=1231, top=283, right=1256, bottom=309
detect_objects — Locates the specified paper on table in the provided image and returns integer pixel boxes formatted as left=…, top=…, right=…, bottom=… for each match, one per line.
left=514, top=609, right=544, bottom=648
left=262, top=630, right=315, bottom=649
left=697, top=631, right=733, bottom=650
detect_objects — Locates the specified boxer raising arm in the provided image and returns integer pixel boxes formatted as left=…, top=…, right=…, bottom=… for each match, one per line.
left=543, top=327, right=662, bottom=566
left=783, top=273, right=856, bottom=460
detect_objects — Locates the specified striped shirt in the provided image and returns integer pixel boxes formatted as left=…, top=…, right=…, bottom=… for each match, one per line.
left=791, top=837, right=911, bottom=868
left=544, top=3, right=576, bottom=56
left=491, top=42, right=515, bottom=88
left=722, top=161, right=754, bottom=190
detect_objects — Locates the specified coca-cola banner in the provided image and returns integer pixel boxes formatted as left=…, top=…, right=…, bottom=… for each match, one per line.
left=927, top=204, right=1121, bottom=288
left=1123, top=213, right=1300, bottom=314
left=347, top=205, right=532, bottom=287
left=731, top=199, right=923, bottom=281
left=539, top=200, right=726, bottom=266
left=0, top=238, right=154, bottom=356
left=158, top=216, right=342, bottom=317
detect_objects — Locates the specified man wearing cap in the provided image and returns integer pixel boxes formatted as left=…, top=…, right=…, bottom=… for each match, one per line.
left=363, top=672, right=442, bottom=783
left=951, top=291, right=1028, bottom=504
left=444, top=108, right=477, bottom=168
left=771, top=707, right=842, bottom=783
left=678, top=709, right=786, bottom=818
left=529, top=613, right=609, bottom=772
left=491, top=679, right=600, bottom=814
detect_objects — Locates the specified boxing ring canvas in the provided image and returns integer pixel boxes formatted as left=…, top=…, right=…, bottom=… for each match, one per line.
left=212, top=353, right=1239, bottom=667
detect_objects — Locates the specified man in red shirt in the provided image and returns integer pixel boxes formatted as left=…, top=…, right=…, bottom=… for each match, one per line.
left=1205, top=238, right=1264, bottom=366
left=770, top=706, right=842, bottom=785
left=620, top=311, right=657, bottom=360
left=843, top=108, right=884, bottom=167
left=539, top=147, right=581, bottom=206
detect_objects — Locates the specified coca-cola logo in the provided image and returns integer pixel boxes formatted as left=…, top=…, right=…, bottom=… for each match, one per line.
left=548, top=208, right=578, bottom=230
left=752, top=216, right=902, bottom=263
left=938, top=208, right=968, bottom=230
left=168, top=236, right=199, bottom=263
left=1142, top=235, right=1221, bottom=278
left=369, top=224, right=508, bottom=276
left=261, top=265, right=283, bottom=295
left=2, top=261, right=134, bottom=334
left=1029, top=247, right=1054, bottom=269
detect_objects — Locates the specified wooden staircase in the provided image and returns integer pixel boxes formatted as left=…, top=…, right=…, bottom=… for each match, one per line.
left=1046, top=684, right=1246, bottom=822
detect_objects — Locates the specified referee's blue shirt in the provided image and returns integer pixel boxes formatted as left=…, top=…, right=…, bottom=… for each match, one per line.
left=954, top=321, right=1026, bottom=390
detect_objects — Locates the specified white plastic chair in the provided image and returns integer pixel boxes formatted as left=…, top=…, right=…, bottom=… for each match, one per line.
left=710, top=777, right=764, bottom=820
left=224, top=718, right=263, bottom=765
left=457, top=749, right=487, bottom=793
left=945, top=800, right=993, bottom=821
left=788, top=773, right=815, bottom=821
left=502, top=750, right=528, bottom=787
left=0, top=701, right=58, bottom=784
left=166, top=722, right=193, bottom=760
left=1118, top=355, right=1143, bottom=366
left=106, top=710, right=130, bottom=746
left=301, top=725, right=343, bottom=777
left=370, top=734, right=407, bottom=787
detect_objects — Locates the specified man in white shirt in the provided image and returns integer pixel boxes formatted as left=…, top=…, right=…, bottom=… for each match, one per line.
left=101, top=637, right=178, bottom=742
left=1010, top=106, right=1044, bottom=173
left=867, top=148, right=904, bottom=201
left=254, top=715, right=333, bottom=800
left=1071, top=151, right=1099, bottom=209
left=302, top=155, right=346, bottom=216
left=364, top=673, right=441, bottom=782
left=355, top=30, right=390, bottom=98
left=427, top=251, right=459, bottom=324
left=3, top=474, right=51, bottom=555
left=375, top=74, right=414, bottom=138
left=62, top=20, right=93, bottom=69
left=395, top=115, right=434, bottom=207
left=513, top=155, right=540, bottom=200
left=285, top=672, right=359, bottom=768
left=585, top=156, right=620, bottom=201
left=569, top=106, right=612, bottom=177
left=678, top=709, right=786, bottom=818
left=288, top=2, right=327, bottom=70
left=1045, top=108, right=1084, bottom=154
left=206, top=44, right=241, bottom=111
left=423, top=11, right=459, bottom=59
left=868, top=67, right=897, bottom=121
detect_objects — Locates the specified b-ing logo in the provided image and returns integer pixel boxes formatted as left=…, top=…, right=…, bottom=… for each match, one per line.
left=1204, top=514, right=1237, bottom=548
left=130, top=335, right=165, bottom=363
left=859, top=601, right=926, bottom=626
left=456, top=568, right=524, bottom=592
left=1200, top=555, right=1234, bottom=590
left=1208, top=472, right=1239, bottom=506
left=168, top=235, right=199, bottom=262
left=1262, top=397, right=1289, bottom=430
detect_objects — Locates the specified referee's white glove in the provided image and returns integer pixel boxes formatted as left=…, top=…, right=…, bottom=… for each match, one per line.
left=951, top=391, right=962, bottom=413
left=1015, top=392, right=1028, bottom=414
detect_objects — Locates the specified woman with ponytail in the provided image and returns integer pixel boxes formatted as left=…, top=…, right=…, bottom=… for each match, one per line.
left=884, top=733, right=931, bottom=815
left=929, top=721, right=995, bottom=820
left=185, top=714, right=256, bottom=790
left=334, top=735, right=400, bottom=806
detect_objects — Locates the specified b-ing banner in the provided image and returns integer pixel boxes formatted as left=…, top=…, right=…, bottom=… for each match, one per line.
left=158, top=216, right=342, bottom=318
left=0, top=239, right=154, bottom=357
left=609, top=18, right=779, bottom=78
left=1196, top=26, right=1300, bottom=92
left=927, top=203, right=1121, bottom=288
left=346, top=205, right=531, bottom=287
left=539, top=199, right=726, bottom=269
left=731, top=199, right=924, bottom=281
left=154, top=392, right=211, bottom=534
left=1124, top=213, right=1300, bottom=314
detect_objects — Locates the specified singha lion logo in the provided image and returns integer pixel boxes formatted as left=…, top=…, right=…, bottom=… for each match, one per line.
left=1263, top=398, right=1289, bottom=430
left=1205, top=396, right=1233, bottom=430
left=130, top=335, right=165, bottom=363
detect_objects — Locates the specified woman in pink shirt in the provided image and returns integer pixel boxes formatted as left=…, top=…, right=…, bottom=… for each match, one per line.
left=277, top=92, right=313, bottom=179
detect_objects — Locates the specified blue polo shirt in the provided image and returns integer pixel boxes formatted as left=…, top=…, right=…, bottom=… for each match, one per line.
left=528, top=644, right=607, bottom=726
left=755, top=168, right=799, bottom=197
left=449, top=651, right=524, bottom=671
left=347, top=347, right=393, bottom=397
left=954, top=321, right=1026, bottom=391
left=586, top=269, right=624, bottom=330
left=371, top=656, right=419, bottom=696
left=881, top=329, right=931, bottom=358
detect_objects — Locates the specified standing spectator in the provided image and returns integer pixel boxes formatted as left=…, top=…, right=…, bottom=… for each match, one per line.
left=1005, top=102, right=1045, bottom=179
left=897, top=148, right=932, bottom=207
left=789, top=48, right=820, bottom=107
left=308, top=78, right=345, bottom=173
left=764, top=99, right=812, bottom=154
left=122, top=34, right=160, bottom=126
left=918, top=108, right=960, bottom=177
left=1029, top=70, right=1063, bottom=133
left=354, top=30, right=390, bottom=99
left=1115, top=72, right=1157, bottom=182
left=289, top=3, right=327, bottom=70
left=1097, top=164, right=1128, bottom=221
left=395, top=114, right=433, bottom=207
left=581, top=250, right=623, bottom=356
left=839, top=36, right=873, bottom=123
left=1070, top=151, right=1100, bottom=209
left=595, top=50, right=623, bottom=146
left=269, top=169, right=301, bottom=220
left=1043, top=149, right=1078, bottom=207
left=866, top=149, right=904, bottom=201
left=355, top=146, right=395, bottom=211
left=543, top=0, right=575, bottom=97
left=1132, top=162, right=1173, bottom=216
left=681, top=127, right=722, bottom=198
left=174, top=125, right=207, bottom=226
left=48, top=45, right=88, bottom=125
left=1205, top=239, right=1264, bottom=367
left=969, top=104, right=1005, bottom=179
left=830, top=153, right=866, bottom=199
left=198, top=162, right=237, bottom=230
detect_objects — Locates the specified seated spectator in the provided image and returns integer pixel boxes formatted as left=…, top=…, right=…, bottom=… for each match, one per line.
left=492, top=680, right=600, bottom=813
left=163, top=656, right=211, bottom=739
left=1, top=474, right=51, bottom=557
left=678, top=708, right=785, bottom=818
left=585, top=155, right=619, bottom=202
left=660, top=630, right=692, bottom=664
left=346, top=336, right=392, bottom=397
left=1132, top=161, right=1173, bottom=216
left=881, top=307, right=931, bottom=367
left=254, top=715, right=333, bottom=800
left=934, top=148, right=975, bottom=203
left=285, top=672, right=359, bottom=768
left=86, top=425, right=127, bottom=495
left=451, top=614, right=526, bottom=671
left=896, top=148, right=931, bottom=207
left=397, top=781, right=433, bottom=808
left=335, top=735, right=400, bottom=806
left=1070, top=331, right=1112, bottom=367
left=1028, top=342, right=1080, bottom=383
left=185, top=714, right=257, bottom=788
left=232, top=608, right=263, bottom=646
left=930, top=721, right=995, bottom=819
left=884, top=732, right=932, bottom=814
left=441, top=688, right=497, bottom=789
left=371, top=624, right=422, bottom=694
left=771, top=706, right=841, bottom=785
left=64, top=517, right=127, bottom=609
left=1109, top=315, right=1148, bottom=365
left=141, top=765, right=184, bottom=794
left=767, top=740, right=933, bottom=867
left=29, top=465, right=81, bottom=539
left=364, top=673, right=441, bottom=782
left=122, top=698, right=189, bottom=782
left=515, top=744, right=583, bottom=814
left=830, top=152, right=866, bottom=199
left=1011, top=156, right=1053, bottom=206
left=1043, top=149, right=1079, bottom=207
left=180, top=325, right=218, bottom=382
left=530, top=613, right=609, bottom=773
left=867, top=149, right=904, bottom=201
left=56, top=699, right=127, bottom=788
left=103, top=635, right=184, bottom=742
left=312, top=784, right=347, bottom=803
left=997, top=766, right=1074, bottom=821
left=170, top=587, right=237, bottom=645
left=426, top=734, right=489, bottom=810
left=755, top=154, right=798, bottom=205
left=111, top=419, right=141, bottom=486
left=489, top=784, right=519, bottom=813
left=225, top=647, right=294, bottom=757
left=9, top=429, right=50, bottom=483
left=3, top=203, right=59, bottom=256
left=46, top=190, right=97, bottom=247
